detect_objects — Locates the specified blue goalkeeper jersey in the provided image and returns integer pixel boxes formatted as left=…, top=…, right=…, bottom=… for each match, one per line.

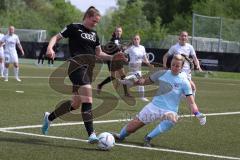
left=150, top=70, right=192, bottom=112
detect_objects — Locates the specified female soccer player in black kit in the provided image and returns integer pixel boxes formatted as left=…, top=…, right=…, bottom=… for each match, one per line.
left=37, top=43, right=57, bottom=66
left=97, top=26, right=130, bottom=97
left=41, top=6, right=126, bottom=143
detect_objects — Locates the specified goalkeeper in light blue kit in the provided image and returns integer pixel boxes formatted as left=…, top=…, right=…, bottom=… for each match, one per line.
left=113, top=54, right=206, bottom=147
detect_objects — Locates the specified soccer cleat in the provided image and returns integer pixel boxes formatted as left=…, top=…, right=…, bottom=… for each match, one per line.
left=96, top=85, right=102, bottom=94
left=16, top=77, right=22, bottom=82
left=141, top=97, right=149, bottom=102
left=110, top=132, right=123, bottom=141
left=41, top=112, right=51, bottom=135
left=144, top=135, right=152, bottom=147
left=88, top=132, right=99, bottom=144
left=4, top=77, right=8, bottom=82
left=196, top=113, right=206, bottom=125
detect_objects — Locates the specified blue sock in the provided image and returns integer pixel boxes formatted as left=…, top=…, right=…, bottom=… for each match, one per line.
left=147, top=120, right=174, bottom=139
left=194, top=111, right=200, bottom=116
left=119, top=126, right=129, bottom=140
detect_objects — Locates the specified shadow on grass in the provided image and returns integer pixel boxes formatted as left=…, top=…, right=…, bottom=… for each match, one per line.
left=0, top=137, right=102, bottom=151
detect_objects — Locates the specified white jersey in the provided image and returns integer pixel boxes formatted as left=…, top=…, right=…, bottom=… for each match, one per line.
left=125, top=45, right=147, bottom=76
left=0, top=33, right=4, bottom=58
left=1, top=34, right=20, bottom=55
left=126, top=45, right=147, bottom=64
left=168, top=43, right=196, bottom=74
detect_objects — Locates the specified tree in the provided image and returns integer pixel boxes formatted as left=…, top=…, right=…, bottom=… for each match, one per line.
left=0, top=0, right=83, bottom=38
left=103, top=0, right=166, bottom=44
left=147, top=17, right=167, bottom=41
left=192, top=0, right=240, bottom=41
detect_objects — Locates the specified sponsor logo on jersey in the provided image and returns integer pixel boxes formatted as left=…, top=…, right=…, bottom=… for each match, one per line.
left=173, top=83, right=180, bottom=89
left=81, top=33, right=96, bottom=42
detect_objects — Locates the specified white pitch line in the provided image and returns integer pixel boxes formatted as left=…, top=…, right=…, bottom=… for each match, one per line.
left=0, top=111, right=240, bottom=131
left=5, top=75, right=240, bottom=84
left=1, top=130, right=240, bottom=160
left=0, top=130, right=87, bottom=143
left=0, top=119, right=130, bottom=131
left=180, top=111, right=240, bottom=118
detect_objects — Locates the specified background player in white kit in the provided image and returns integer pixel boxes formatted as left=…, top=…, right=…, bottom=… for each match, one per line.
left=0, top=27, right=5, bottom=78
left=163, top=31, right=202, bottom=95
left=0, top=26, right=24, bottom=81
left=125, top=34, right=154, bottom=102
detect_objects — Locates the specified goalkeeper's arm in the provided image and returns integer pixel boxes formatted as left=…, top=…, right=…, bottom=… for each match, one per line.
left=186, top=95, right=206, bottom=125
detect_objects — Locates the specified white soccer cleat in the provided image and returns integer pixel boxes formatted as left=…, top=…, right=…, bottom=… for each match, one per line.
left=196, top=113, right=206, bottom=125
left=4, top=77, right=8, bottom=82
left=16, top=77, right=22, bottom=82
left=141, top=97, right=149, bottom=102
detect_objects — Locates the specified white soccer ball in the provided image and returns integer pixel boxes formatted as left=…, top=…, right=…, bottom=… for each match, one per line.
left=97, top=132, right=115, bottom=151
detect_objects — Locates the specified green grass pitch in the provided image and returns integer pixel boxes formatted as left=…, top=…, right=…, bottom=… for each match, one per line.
left=0, top=59, right=239, bottom=160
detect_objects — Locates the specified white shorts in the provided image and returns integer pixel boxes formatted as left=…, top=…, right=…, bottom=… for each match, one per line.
left=5, top=52, right=18, bottom=64
left=186, top=73, right=192, bottom=80
left=181, top=70, right=192, bottom=80
left=128, top=63, right=142, bottom=77
left=129, top=63, right=141, bottom=74
left=137, top=102, right=178, bottom=124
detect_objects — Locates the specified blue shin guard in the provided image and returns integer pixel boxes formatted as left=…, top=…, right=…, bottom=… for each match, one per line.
left=119, top=125, right=129, bottom=140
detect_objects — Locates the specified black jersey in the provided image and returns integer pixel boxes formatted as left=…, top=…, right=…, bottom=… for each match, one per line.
left=60, top=23, right=100, bottom=57
left=110, top=36, right=122, bottom=45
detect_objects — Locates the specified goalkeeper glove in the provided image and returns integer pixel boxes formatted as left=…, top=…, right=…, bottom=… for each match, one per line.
left=194, top=112, right=206, bottom=125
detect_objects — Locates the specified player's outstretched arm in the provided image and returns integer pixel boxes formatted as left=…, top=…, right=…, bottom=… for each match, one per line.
left=96, top=46, right=127, bottom=62
left=47, top=34, right=62, bottom=59
left=186, top=95, right=206, bottom=125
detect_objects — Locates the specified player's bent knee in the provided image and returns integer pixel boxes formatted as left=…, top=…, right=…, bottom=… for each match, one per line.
left=163, top=112, right=178, bottom=123
left=71, top=102, right=81, bottom=110
left=71, top=99, right=81, bottom=109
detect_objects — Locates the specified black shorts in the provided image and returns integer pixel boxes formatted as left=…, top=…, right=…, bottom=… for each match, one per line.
left=68, top=56, right=95, bottom=92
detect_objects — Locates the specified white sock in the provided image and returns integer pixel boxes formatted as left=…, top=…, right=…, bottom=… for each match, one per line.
left=4, top=68, right=8, bottom=79
left=14, top=67, right=19, bottom=78
left=0, top=63, right=4, bottom=76
left=138, top=86, right=145, bottom=98
left=192, top=90, right=196, bottom=97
